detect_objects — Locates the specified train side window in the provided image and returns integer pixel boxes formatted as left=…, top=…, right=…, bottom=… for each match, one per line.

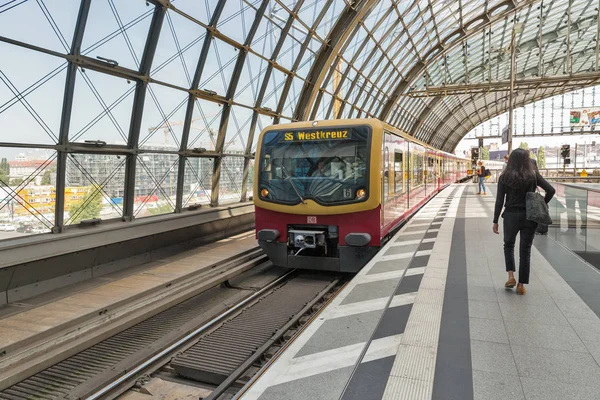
left=394, top=151, right=404, bottom=194
left=383, top=146, right=390, bottom=201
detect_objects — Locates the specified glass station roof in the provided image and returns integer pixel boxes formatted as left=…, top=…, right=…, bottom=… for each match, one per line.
left=0, top=0, right=597, bottom=233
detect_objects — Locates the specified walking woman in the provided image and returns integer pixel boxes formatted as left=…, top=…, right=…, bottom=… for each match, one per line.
left=492, top=149, right=555, bottom=295
left=476, top=161, right=487, bottom=195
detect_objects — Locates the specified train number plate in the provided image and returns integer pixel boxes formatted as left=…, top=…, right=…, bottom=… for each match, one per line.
left=307, top=216, right=317, bottom=224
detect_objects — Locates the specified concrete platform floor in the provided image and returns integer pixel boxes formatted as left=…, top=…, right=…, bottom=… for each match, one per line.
left=240, top=183, right=600, bottom=400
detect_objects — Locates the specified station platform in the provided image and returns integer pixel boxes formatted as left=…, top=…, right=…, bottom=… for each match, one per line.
left=240, top=183, right=600, bottom=400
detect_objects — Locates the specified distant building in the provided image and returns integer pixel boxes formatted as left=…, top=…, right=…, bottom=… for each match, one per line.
left=8, top=159, right=55, bottom=185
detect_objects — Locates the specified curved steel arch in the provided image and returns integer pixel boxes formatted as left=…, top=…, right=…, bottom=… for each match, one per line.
left=293, top=0, right=380, bottom=121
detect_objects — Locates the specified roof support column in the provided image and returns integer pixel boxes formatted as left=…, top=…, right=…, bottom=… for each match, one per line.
left=122, top=5, right=166, bottom=221
left=508, top=18, right=521, bottom=154
left=54, top=0, right=91, bottom=233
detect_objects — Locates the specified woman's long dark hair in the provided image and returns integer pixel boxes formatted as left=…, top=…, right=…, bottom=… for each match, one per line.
left=501, top=148, right=536, bottom=189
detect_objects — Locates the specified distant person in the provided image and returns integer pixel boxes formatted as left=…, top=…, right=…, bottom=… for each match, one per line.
left=493, top=149, right=555, bottom=295
left=476, top=160, right=486, bottom=195
left=502, top=154, right=509, bottom=171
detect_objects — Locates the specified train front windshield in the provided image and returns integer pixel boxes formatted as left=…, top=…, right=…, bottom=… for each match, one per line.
left=258, top=126, right=370, bottom=205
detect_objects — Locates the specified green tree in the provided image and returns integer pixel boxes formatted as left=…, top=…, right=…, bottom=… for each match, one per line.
left=148, top=203, right=174, bottom=215
left=0, top=158, right=8, bottom=187
left=518, top=142, right=536, bottom=159
left=481, top=146, right=490, bottom=160
left=69, top=186, right=103, bottom=224
left=41, top=168, right=54, bottom=185
left=537, top=146, right=546, bottom=168
left=10, top=177, right=24, bottom=186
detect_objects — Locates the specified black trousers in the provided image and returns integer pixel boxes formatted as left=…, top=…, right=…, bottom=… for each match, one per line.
left=503, top=211, right=537, bottom=284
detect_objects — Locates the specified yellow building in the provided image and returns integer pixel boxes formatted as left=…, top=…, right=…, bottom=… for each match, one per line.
left=14, top=186, right=90, bottom=216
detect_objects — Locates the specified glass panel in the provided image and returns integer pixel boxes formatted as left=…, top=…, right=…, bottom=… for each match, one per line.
left=133, top=154, right=179, bottom=217
left=283, top=78, right=304, bottom=118
left=0, top=43, right=66, bottom=145
left=277, top=30, right=305, bottom=71
left=585, top=189, right=600, bottom=260
left=187, top=99, right=223, bottom=150
left=81, top=0, right=153, bottom=71
left=218, top=0, right=258, bottom=45
left=152, top=9, right=206, bottom=88
left=173, top=0, right=214, bottom=25
left=198, top=38, right=239, bottom=96
left=251, top=14, right=284, bottom=59
left=0, top=148, right=56, bottom=238
left=182, top=157, right=213, bottom=208
left=0, top=0, right=79, bottom=54
left=64, top=154, right=125, bottom=225
left=315, top=0, right=346, bottom=39
left=219, top=156, right=245, bottom=204
left=224, top=106, right=254, bottom=153
left=246, top=158, right=254, bottom=200
left=260, top=68, right=288, bottom=111
left=139, top=83, right=189, bottom=149
left=69, top=69, right=134, bottom=145
left=235, top=51, right=268, bottom=104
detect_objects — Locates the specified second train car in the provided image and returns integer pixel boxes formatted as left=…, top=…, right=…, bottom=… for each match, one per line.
left=254, top=118, right=468, bottom=273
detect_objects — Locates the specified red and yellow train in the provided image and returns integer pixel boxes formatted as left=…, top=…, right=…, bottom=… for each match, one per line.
left=253, top=118, right=468, bottom=272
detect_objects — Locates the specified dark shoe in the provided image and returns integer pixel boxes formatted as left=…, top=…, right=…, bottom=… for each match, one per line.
left=516, top=285, right=526, bottom=295
left=505, top=278, right=516, bottom=288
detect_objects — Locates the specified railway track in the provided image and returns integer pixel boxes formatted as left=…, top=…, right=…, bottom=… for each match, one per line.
left=0, top=252, right=345, bottom=400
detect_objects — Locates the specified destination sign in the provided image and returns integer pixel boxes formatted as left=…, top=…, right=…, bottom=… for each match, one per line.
left=283, top=130, right=351, bottom=141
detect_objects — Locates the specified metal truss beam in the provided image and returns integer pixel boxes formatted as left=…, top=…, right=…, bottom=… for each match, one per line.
left=437, top=83, right=591, bottom=152
left=54, top=0, right=91, bottom=233
left=469, top=129, right=600, bottom=139
left=406, top=72, right=600, bottom=97
left=123, top=5, right=166, bottom=221
left=293, top=0, right=379, bottom=121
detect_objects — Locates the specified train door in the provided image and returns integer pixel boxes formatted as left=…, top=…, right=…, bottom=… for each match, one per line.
left=409, top=143, right=425, bottom=208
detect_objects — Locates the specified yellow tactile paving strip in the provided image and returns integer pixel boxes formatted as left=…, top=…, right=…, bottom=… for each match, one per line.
left=0, top=233, right=257, bottom=355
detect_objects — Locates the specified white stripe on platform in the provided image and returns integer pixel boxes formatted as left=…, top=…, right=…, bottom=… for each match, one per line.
left=329, top=292, right=417, bottom=319
left=397, top=229, right=428, bottom=236
left=380, top=252, right=416, bottom=261
left=405, top=267, right=426, bottom=276
left=389, top=239, right=423, bottom=247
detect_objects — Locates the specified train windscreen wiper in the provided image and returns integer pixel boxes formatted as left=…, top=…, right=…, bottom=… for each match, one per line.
left=281, top=165, right=307, bottom=205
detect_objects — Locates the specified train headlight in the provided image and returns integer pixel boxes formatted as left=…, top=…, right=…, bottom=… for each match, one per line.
left=356, top=188, right=366, bottom=199
left=260, top=188, right=269, bottom=198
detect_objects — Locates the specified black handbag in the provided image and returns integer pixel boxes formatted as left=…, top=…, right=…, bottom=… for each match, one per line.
left=526, top=176, right=553, bottom=225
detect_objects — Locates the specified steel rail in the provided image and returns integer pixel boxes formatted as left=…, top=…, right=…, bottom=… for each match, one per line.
left=86, top=269, right=296, bottom=400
